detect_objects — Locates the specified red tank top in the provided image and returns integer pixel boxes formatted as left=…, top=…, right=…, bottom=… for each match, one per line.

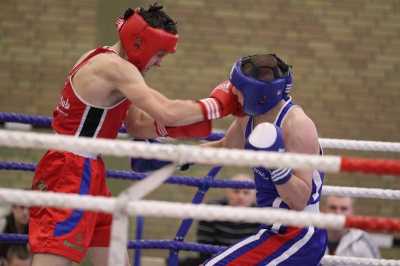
left=52, top=47, right=131, bottom=139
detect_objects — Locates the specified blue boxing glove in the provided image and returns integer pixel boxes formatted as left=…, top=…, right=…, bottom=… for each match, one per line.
left=245, top=122, right=292, bottom=185
left=130, top=138, right=191, bottom=172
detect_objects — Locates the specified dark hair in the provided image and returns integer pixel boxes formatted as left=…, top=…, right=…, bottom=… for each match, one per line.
left=124, top=2, right=178, bottom=34
left=242, top=54, right=290, bottom=82
left=5, top=245, right=31, bottom=262
left=0, top=212, right=29, bottom=260
left=4, top=211, right=29, bottom=233
left=242, top=55, right=279, bottom=82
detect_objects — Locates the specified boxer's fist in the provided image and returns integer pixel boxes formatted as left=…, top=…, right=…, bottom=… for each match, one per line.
left=197, top=81, right=245, bottom=120
left=245, top=123, right=292, bottom=185
left=130, top=138, right=171, bottom=172
left=155, top=120, right=211, bottom=139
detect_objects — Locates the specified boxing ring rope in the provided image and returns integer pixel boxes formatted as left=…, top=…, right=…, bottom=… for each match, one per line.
left=3, top=160, right=400, bottom=265
left=0, top=234, right=399, bottom=266
left=2, top=161, right=400, bottom=201
left=0, top=187, right=399, bottom=234
left=0, top=187, right=400, bottom=266
left=1, top=115, right=400, bottom=265
left=3, top=129, right=400, bottom=176
left=2, top=111, right=400, bottom=152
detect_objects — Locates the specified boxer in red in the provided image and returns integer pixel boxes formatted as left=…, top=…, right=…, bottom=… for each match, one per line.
left=29, top=3, right=243, bottom=266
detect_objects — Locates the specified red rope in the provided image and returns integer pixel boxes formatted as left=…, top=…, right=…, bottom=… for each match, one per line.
left=345, top=215, right=400, bottom=232
left=341, top=157, right=400, bottom=175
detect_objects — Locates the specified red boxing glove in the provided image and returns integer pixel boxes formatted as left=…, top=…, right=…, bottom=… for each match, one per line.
left=231, top=101, right=246, bottom=117
left=197, top=81, right=245, bottom=120
left=154, top=120, right=212, bottom=139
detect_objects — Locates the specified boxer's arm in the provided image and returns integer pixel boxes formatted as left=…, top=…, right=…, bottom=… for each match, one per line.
left=196, top=118, right=246, bottom=169
left=100, top=55, right=204, bottom=126
left=275, top=111, right=318, bottom=211
left=124, top=104, right=160, bottom=139
left=75, top=55, right=240, bottom=127
left=154, top=120, right=212, bottom=139
left=199, top=117, right=247, bottom=150
left=110, top=60, right=240, bottom=126
left=125, top=104, right=212, bottom=140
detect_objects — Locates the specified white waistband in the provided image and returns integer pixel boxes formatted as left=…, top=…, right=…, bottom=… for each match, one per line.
left=66, top=150, right=100, bottom=159
left=54, top=133, right=100, bottom=159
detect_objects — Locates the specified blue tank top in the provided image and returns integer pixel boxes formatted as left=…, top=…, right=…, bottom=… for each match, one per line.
left=244, top=97, right=324, bottom=212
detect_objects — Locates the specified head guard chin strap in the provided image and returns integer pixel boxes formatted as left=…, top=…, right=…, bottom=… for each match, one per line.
left=229, top=54, right=293, bottom=117
left=115, top=8, right=178, bottom=73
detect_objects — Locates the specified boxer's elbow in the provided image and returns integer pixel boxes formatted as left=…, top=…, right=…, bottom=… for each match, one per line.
left=281, top=189, right=310, bottom=212
left=288, top=200, right=308, bottom=212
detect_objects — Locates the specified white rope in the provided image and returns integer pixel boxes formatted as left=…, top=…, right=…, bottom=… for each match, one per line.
left=6, top=130, right=400, bottom=175
left=127, top=200, right=345, bottom=229
left=2, top=129, right=400, bottom=265
left=158, top=137, right=400, bottom=153
left=321, top=255, right=400, bottom=266
left=0, top=189, right=397, bottom=266
left=171, top=135, right=400, bottom=152
left=0, top=188, right=345, bottom=229
left=320, top=138, right=400, bottom=152
left=0, top=188, right=117, bottom=212
left=5, top=120, right=400, bottom=152
left=0, top=189, right=399, bottom=266
left=323, top=186, right=400, bottom=200
left=0, top=129, right=341, bottom=172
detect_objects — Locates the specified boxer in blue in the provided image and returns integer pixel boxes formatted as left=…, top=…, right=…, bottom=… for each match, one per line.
left=129, top=53, right=327, bottom=265
left=199, top=54, right=327, bottom=266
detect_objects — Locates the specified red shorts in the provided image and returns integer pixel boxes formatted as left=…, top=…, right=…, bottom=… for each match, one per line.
left=29, top=150, right=112, bottom=263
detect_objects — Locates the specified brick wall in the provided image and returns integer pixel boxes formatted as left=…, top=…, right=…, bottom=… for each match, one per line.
left=1, top=0, right=400, bottom=261
left=0, top=0, right=97, bottom=116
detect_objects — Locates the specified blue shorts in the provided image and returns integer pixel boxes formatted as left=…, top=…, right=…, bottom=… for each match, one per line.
left=204, top=225, right=327, bottom=266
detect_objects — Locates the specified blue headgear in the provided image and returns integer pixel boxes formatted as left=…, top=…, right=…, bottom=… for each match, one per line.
left=229, top=54, right=293, bottom=117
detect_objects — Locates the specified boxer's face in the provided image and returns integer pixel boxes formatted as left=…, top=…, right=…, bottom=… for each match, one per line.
left=232, top=87, right=244, bottom=106
left=142, top=50, right=169, bottom=77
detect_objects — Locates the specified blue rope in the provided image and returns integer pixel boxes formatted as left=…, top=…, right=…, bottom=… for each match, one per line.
left=0, top=161, right=255, bottom=189
left=0, top=233, right=28, bottom=243
left=127, top=240, right=226, bottom=254
left=0, top=233, right=227, bottom=254
left=0, top=112, right=224, bottom=141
